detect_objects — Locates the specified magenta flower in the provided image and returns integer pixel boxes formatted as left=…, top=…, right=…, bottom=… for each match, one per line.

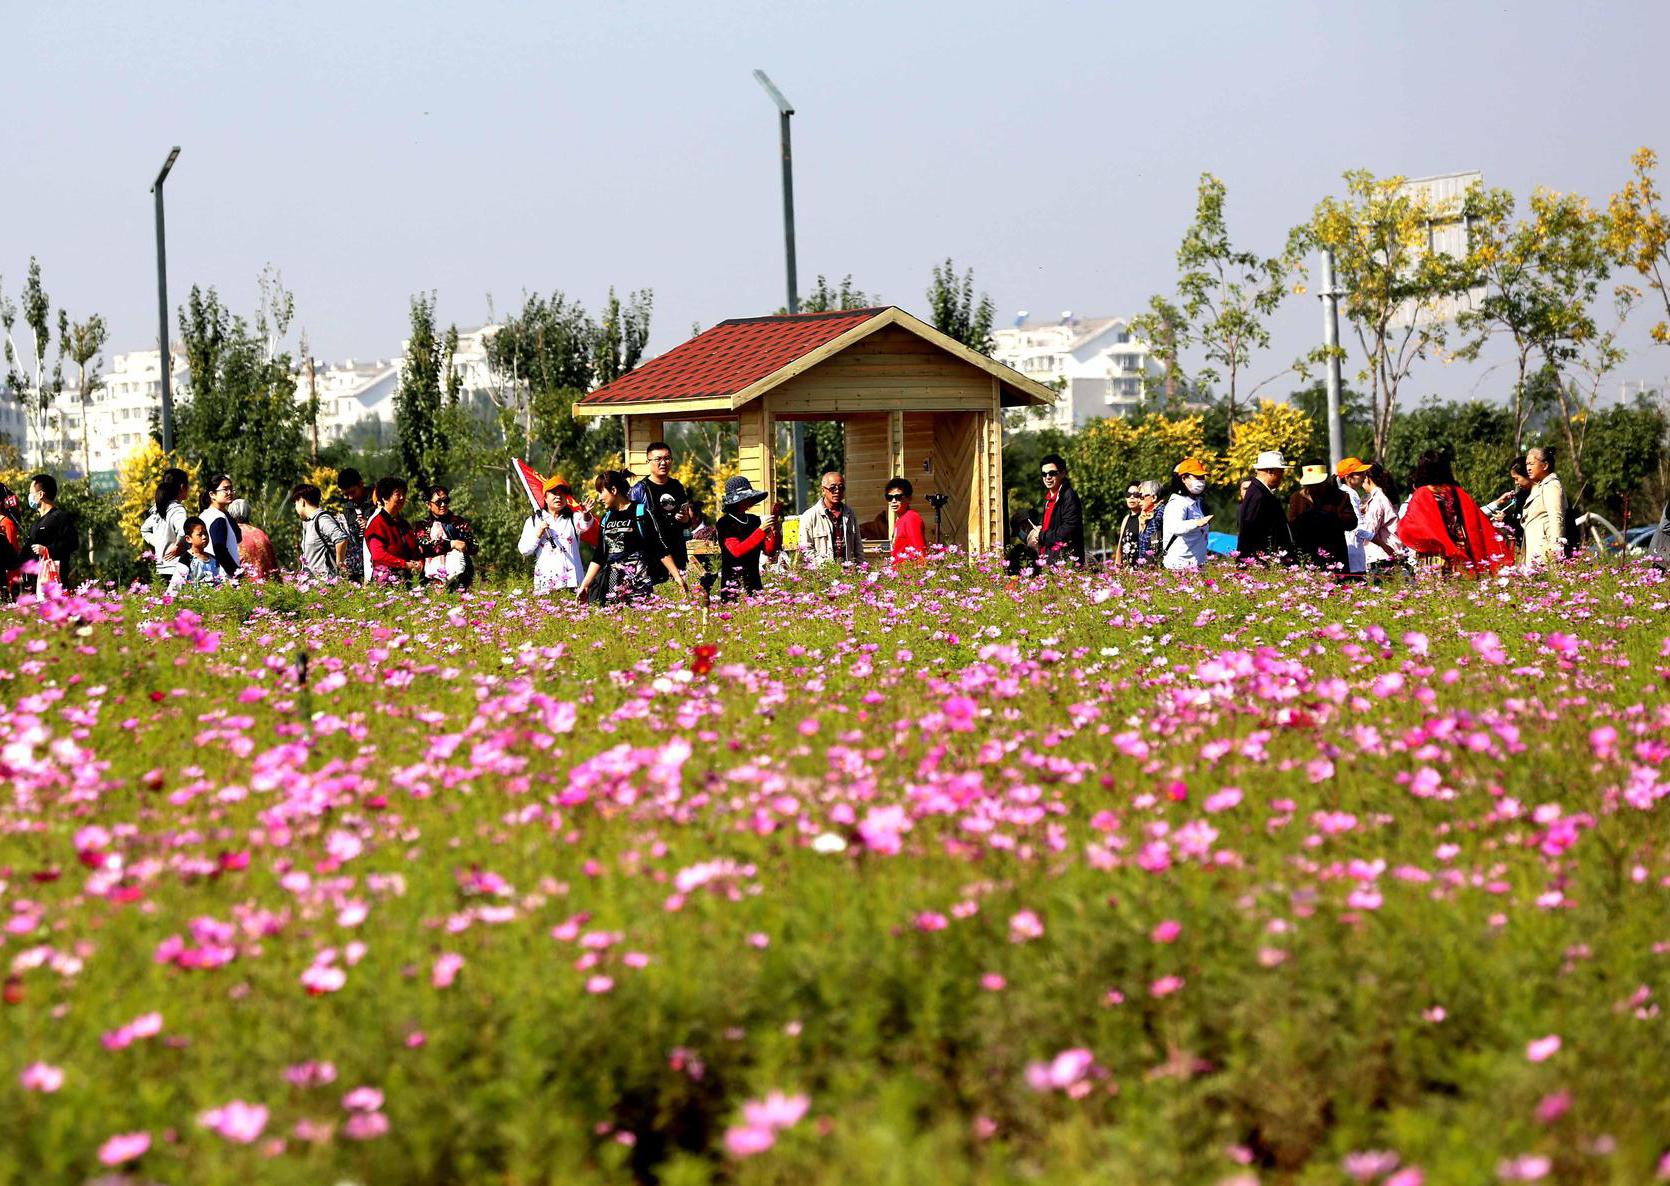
left=19, top=1062, right=63, bottom=1092
left=1150, top=919, right=1182, bottom=944
left=342, top=1086, right=384, bottom=1112
left=199, top=1100, right=269, bottom=1144
left=97, top=1131, right=151, bottom=1166
left=432, top=952, right=464, bottom=988
left=1525, top=1034, right=1561, bottom=1062
left=1008, top=910, right=1045, bottom=943
left=724, top=1124, right=776, bottom=1157
left=1149, top=975, right=1185, bottom=998
left=344, top=1110, right=390, bottom=1141
left=742, top=1091, right=810, bottom=1131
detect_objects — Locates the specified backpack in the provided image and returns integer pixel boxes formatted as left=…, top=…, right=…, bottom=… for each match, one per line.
left=313, top=510, right=347, bottom=574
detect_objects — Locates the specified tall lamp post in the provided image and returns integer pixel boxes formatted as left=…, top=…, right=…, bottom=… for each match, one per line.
left=1318, top=249, right=1345, bottom=471
left=752, top=69, right=808, bottom=511
left=151, top=146, right=180, bottom=453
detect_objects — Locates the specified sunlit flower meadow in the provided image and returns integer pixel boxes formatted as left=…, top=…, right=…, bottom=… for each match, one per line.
left=3, top=557, right=1669, bottom=1185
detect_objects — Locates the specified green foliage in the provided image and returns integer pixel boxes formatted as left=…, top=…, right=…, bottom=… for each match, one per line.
left=1574, top=397, right=1666, bottom=510
left=777, top=275, right=877, bottom=315
left=1066, top=414, right=1213, bottom=538
left=1287, top=380, right=1374, bottom=461
left=1135, top=174, right=1289, bottom=426
left=395, top=293, right=461, bottom=488
left=592, top=288, right=653, bottom=389
left=1, top=258, right=66, bottom=462
left=926, top=259, right=995, bottom=355
left=174, top=285, right=310, bottom=500
left=1384, top=400, right=1519, bottom=500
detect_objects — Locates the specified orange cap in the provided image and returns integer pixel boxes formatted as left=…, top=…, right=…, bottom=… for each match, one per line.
left=1173, top=457, right=1208, bottom=478
left=1335, top=457, right=1371, bottom=478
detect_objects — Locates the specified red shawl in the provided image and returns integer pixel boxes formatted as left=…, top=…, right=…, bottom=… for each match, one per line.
left=1398, top=485, right=1510, bottom=573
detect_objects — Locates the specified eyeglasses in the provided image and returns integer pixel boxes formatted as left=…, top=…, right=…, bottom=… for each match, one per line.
left=432, top=498, right=449, bottom=507
left=1126, top=491, right=1141, bottom=498
left=885, top=493, right=905, bottom=502
left=1041, top=470, right=1060, bottom=478
left=823, top=484, right=845, bottom=493
left=649, top=455, right=672, bottom=465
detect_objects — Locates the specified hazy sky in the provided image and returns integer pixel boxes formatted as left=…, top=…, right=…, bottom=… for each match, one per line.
left=6, top=0, right=1670, bottom=402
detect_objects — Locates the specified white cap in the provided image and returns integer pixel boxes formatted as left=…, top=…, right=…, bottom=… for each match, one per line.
left=1253, top=450, right=1288, bottom=470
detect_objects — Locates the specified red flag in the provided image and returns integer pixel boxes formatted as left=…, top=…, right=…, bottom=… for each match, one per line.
left=512, top=458, right=545, bottom=512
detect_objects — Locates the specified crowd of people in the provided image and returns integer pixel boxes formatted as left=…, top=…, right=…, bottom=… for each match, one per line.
left=3, top=432, right=1663, bottom=603
left=1016, top=444, right=1588, bottom=577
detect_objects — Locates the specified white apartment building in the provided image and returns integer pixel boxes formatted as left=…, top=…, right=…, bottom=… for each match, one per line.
left=0, top=325, right=508, bottom=476
left=990, top=312, right=1164, bottom=433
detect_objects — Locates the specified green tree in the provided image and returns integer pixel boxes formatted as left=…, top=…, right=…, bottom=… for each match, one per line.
left=592, top=287, right=653, bottom=388
left=1458, top=186, right=1613, bottom=451
left=1134, top=174, right=1289, bottom=430
left=1287, top=381, right=1373, bottom=463
left=395, top=293, right=461, bottom=488
left=1292, top=170, right=1480, bottom=461
left=1384, top=400, right=1518, bottom=503
left=1129, top=296, right=1189, bottom=409
left=174, top=284, right=310, bottom=499
left=1575, top=397, right=1665, bottom=514
left=777, top=275, right=876, bottom=315
left=60, top=312, right=108, bottom=479
left=926, top=259, right=995, bottom=355
left=0, top=259, right=64, bottom=465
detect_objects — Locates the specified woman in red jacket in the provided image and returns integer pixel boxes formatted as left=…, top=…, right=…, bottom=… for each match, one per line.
left=886, top=477, right=928, bottom=565
left=362, top=476, right=460, bottom=584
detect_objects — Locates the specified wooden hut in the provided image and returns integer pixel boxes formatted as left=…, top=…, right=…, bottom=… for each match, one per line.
left=574, top=306, right=1056, bottom=555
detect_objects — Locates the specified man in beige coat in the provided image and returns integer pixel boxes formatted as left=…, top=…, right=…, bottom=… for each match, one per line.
left=1520, top=446, right=1566, bottom=566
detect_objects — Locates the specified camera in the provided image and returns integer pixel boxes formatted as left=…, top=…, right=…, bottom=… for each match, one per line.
left=926, top=492, right=950, bottom=510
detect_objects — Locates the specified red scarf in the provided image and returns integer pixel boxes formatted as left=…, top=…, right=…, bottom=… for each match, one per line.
left=1042, top=490, right=1058, bottom=533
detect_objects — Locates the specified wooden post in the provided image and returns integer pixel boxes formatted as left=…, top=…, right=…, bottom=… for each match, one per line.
left=738, top=403, right=774, bottom=505
left=624, top=415, right=665, bottom=475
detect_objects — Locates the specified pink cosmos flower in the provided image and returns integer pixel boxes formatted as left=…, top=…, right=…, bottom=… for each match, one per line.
left=914, top=912, right=948, bottom=932
left=199, top=1100, right=269, bottom=1143
left=1343, top=1150, right=1399, bottom=1181
left=742, top=1091, right=810, bottom=1131
left=284, top=1061, right=337, bottom=1088
left=432, top=952, right=464, bottom=988
left=724, top=1124, right=776, bottom=1157
left=1150, top=920, right=1182, bottom=944
left=98, top=1131, right=151, bottom=1166
left=1024, top=1048, right=1095, bottom=1092
left=585, top=975, right=614, bottom=994
left=301, top=965, right=346, bottom=995
left=980, top=973, right=1006, bottom=991
left=1535, top=1090, right=1571, bottom=1124
left=1008, top=910, right=1045, bottom=943
left=1386, top=1169, right=1425, bottom=1186
left=1202, top=787, right=1242, bottom=813
left=344, top=1110, right=390, bottom=1141
left=1498, top=1154, right=1551, bottom=1181
left=342, top=1086, right=384, bottom=1112
left=1525, top=1034, right=1561, bottom=1062
left=1149, top=975, right=1185, bottom=998
left=19, top=1062, right=63, bottom=1092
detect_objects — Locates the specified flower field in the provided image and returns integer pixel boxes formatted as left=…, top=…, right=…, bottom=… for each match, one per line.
left=3, top=560, right=1669, bottom=1186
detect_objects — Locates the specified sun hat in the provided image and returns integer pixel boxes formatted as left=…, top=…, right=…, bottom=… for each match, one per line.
left=1298, top=464, right=1329, bottom=486
left=723, top=475, right=769, bottom=510
left=1335, top=457, right=1371, bottom=478
left=1253, top=450, right=1288, bottom=470
left=1173, top=457, right=1208, bottom=477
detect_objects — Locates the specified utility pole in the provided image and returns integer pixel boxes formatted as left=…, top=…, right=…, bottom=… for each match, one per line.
left=753, top=69, right=809, bottom=510
left=1319, top=249, right=1345, bottom=468
left=151, top=147, right=181, bottom=453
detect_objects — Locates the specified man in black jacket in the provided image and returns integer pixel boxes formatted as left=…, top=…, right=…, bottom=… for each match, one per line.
left=1236, top=450, right=1295, bottom=563
left=1027, top=453, right=1085, bottom=566
left=25, top=474, right=76, bottom=590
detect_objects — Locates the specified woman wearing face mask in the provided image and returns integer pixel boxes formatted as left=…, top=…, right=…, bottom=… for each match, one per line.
left=1161, top=458, right=1214, bottom=570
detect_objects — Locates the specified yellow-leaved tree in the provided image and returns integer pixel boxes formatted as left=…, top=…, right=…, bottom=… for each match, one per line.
left=1067, top=413, right=1217, bottom=539
left=1606, top=147, right=1670, bottom=344
left=117, top=441, right=198, bottom=550
left=1225, top=401, right=1316, bottom=482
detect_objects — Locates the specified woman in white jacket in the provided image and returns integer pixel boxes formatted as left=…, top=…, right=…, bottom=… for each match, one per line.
left=1161, top=457, right=1214, bottom=570
left=518, top=475, right=597, bottom=593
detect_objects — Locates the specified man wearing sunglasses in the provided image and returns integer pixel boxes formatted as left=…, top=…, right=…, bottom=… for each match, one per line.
left=797, top=470, right=863, bottom=568
left=1026, top=453, right=1085, bottom=566
left=420, top=484, right=477, bottom=591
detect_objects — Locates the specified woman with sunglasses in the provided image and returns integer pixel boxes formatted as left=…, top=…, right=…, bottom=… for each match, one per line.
left=885, top=477, right=927, bottom=565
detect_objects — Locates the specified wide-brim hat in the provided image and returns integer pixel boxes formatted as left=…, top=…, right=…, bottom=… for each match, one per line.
left=1253, top=450, right=1288, bottom=470
left=1298, top=464, right=1329, bottom=486
left=1173, top=457, right=1208, bottom=478
left=723, top=475, right=769, bottom=509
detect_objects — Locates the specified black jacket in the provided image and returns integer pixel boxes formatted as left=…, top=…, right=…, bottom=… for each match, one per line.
left=1037, top=482, right=1085, bottom=566
left=1236, top=479, right=1293, bottom=562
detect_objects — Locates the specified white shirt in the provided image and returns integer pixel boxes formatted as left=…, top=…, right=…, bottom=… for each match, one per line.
left=1356, top=487, right=1404, bottom=565
left=1161, top=493, right=1210, bottom=570
left=1342, top=486, right=1366, bottom=573
left=518, top=509, right=593, bottom=592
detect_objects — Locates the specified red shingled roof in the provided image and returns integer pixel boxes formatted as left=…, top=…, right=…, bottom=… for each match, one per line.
left=578, top=308, right=887, bottom=408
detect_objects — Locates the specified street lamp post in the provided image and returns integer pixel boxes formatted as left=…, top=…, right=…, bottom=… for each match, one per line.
left=1319, top=248, right=1345, bottom=470
left=151, top=146, right=180, bottom=453
left=753, top=69, right=808, bottom=511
